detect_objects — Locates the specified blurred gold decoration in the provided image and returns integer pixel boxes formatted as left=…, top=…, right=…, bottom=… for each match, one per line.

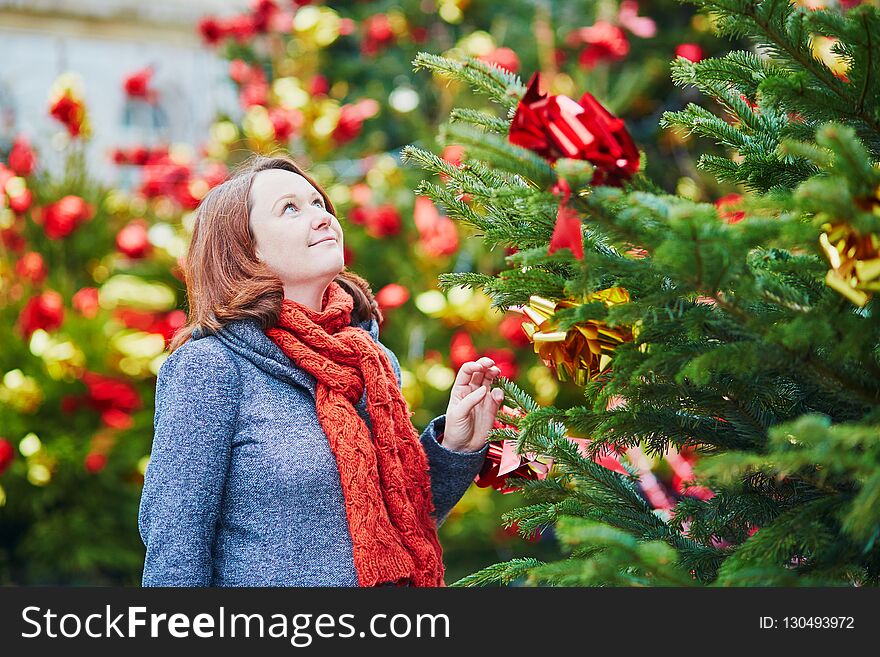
left=0, top=369, right=44, bottom=414
left=819, top=221, right=880, bottom=307
left=99, top=275, right=176, bottom=312
left=292, top=5, right=342, bottom=48
left=810, top=35, right=850, bottom=79
left=414, top=286, right=495, bottom=332
left=29, top=331, right=87, bottom=381
left=520, top=287, right=635, bottom=385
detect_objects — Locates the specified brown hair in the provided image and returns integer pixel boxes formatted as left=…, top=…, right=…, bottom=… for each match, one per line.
left=167, top=153, right=382, bottom=354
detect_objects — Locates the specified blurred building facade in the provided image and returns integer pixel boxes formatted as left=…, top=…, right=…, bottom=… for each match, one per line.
left=0, top=0, right=245, bottom=179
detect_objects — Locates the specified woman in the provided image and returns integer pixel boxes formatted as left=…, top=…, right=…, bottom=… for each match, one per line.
left=138, top=154, right=505, bottom=587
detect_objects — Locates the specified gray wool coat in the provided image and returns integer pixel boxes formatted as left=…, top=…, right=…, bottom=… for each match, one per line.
left=138, top=314, right=489, bottom=587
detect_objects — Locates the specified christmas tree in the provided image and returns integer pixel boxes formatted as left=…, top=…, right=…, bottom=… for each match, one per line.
left=404, top=0, right=880, bottom=585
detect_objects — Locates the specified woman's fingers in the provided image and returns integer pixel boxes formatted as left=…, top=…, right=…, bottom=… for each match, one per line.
left=458, top=385, right=489, bottom=413
left=453, top=358, right=496, bottom=394
left=467, top=357, right=495, bottom=389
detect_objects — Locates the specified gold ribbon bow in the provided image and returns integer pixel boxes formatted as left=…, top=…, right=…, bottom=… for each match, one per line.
left=520, top=287, right=634, bottom=386
left=819, top=221, right=880, bottom=307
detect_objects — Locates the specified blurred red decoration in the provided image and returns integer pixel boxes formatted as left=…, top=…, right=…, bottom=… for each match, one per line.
left=49, top=92, right=87, bottom=137
left=618, top=0, right=656, bottom=38
left=478, top=47, right=520, bottom=74
left=8, top=136, right=37, bottom=176
left=567, top=21, right=630, bottom=69
left=332, top=99, right=379, bottom=145
left=123, top=66, right=158, bottom=103
left=375, top=283, right=410, bottom=310
left=675, top=43, right=704, bottom=62
left=116, top=219, right=152, bottom=259
left=18, top=290, right=64, bottom=340
left=37, top=195, right=95, bottom=240
left=84, top=452, right=108, bottom=474
left=715, top=193, right=745, bottom=224
left=363, top=204, right=402, bottom=238
left=498, top=312, right=532, bottom=348
left=413, top=196, right=458, bottom=257
left=0, top=438, right=14, bottom=475
left=450, top=331, right=478, bottom=370
left=72, top=287, right=101, bottom=318
left=15, top=252, right=47, bottom=285
left=362, top=14, right=397, bottom=56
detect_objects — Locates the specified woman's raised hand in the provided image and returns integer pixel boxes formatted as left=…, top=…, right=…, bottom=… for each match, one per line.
left=441, top=357, right=505, bottom=453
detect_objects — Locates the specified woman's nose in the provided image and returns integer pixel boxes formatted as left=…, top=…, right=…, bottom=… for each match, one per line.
left=313, top=211, right=332, bottom=229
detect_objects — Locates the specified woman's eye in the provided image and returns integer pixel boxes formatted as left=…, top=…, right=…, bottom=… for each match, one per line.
left=283, top=200, right=323, bottom=214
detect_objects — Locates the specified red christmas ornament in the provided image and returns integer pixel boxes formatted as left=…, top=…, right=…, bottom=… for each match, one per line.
left=38, top=195, right=95, bottom=239
left=499, top=312, right=532, bottom=348
left=116, top=219, right=152, bottom=259
left=228, top=59, right=256, bottom=85
left=567, top=21, right=630, bottom=69
left=309, top=74, right=330, bottom=96
left=0, top=438, right=14, bottom=475
left=49, top=93, right=86, bottom=137
left=123, top=66, right=157, bottom=103
left=375, top=283, right=410, bottom=310
left=509, top=72, right=639, bottom=260
left=7, top=187, right=32, bottom=214
left=338, top=17, right=356, bottom=36
left=349, top=207, right=371, bottom=228
left=715, top=193, right=745, bottom=224
left=342, top=244, right=355, bottom=265
left=1, top=226, right=26, bottom=253
left=84, top=452, right=108, bottom=474
left=478, top=47, right=520, bottom=74
left=269, top=106, right=303, bottom=142
left=81, top=371, right=141, bottom=417
left=362, top=14, right=397, bottom=56
left=364, top=204, right=402, bottom=238
left=226, top=13, right=257, bottom=42
left=198, top=16, right=224, bottom=45
left=332, top=99, right=379, bottom=145
left=449, top=331, right=479, bottom=370
left=618, top=0, right=656, bottom=38
left=675, top=43, right=704, bottom=62
left=72, top=287, right=100, bottom=318
left=413, top=196, right=458, bottom=257
left=101, top=409, right=134, bottom=430
left=8, top=136, right=37, bottom=176
left=15, top=252, right=47, bottom=285
left=18, top=290, right=64, bottom=340
left=484, top=348, right=518, bottom=380
left=439, top=144, right=466, bottom=185
left=240, top=79, right=270, bottom=108
left=250, top=0, right=279, bottom=33
left=474, top=407, right=551, bottom=493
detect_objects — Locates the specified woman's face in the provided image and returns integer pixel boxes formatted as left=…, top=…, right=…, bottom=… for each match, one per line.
left=248, top=168, right=344, bottom=292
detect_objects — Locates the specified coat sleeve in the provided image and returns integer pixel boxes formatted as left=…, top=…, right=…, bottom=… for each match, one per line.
left=379, top=343, right=488, bottom=528
left=138, top=339, right=241, bottom=586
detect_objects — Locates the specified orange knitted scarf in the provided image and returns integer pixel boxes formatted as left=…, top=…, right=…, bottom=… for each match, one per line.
left=264, top=280, right=445, bottom=587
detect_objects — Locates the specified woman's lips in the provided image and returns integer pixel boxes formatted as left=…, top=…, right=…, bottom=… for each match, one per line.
left=310, top=237, right=337, bottom=246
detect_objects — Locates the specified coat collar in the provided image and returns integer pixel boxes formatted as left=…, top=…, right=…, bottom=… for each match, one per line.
left=191, top=314, right=379, bottom=403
